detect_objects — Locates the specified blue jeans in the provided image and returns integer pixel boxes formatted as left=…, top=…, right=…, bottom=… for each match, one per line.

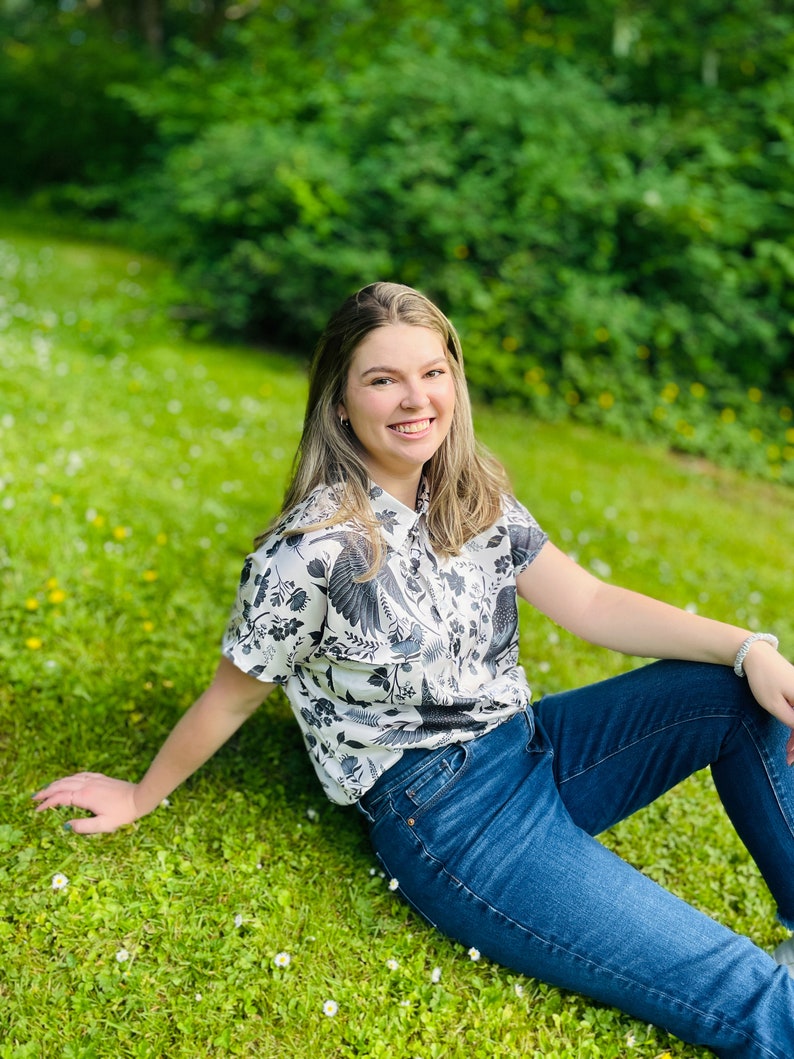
left=358, top=661, right=794, bottom=1058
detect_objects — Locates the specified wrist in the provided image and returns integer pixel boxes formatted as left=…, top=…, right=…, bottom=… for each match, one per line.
left=131, top=782, right=164, bottom=819
left=734, top=632, right=779, bottom=678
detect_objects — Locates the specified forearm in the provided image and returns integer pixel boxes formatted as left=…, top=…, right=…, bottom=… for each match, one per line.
left=33, top=657, right=274, bottom=835
left=580, top=581, right=751, bottom=665
left=133, top=657, right=273, bottom=815
left=133, top=690, right=255, bottom=815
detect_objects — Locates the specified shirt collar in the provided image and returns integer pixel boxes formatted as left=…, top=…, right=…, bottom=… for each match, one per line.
left=368, top=477, right=428, bottom=551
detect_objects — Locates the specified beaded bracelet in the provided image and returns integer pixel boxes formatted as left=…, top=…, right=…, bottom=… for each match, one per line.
left=733, top=632, right=779, bottom=677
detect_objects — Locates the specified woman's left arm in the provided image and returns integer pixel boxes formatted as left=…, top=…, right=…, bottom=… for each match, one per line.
left=517, top=542, right=794, bottom=757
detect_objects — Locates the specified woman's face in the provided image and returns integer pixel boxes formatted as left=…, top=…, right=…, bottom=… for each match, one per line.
left=338, top=324, right=456, bottom=506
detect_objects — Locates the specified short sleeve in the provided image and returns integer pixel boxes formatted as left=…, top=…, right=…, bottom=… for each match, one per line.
left=221, top=534, right=328, bottom=684
left=503, top=494, right=548, bottom=575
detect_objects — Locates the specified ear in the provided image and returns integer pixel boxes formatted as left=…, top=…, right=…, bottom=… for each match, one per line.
left=336, top=400, right=348, bottom=420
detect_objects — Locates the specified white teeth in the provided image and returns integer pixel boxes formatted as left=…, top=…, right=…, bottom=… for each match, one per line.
left=391, top=420, right=430, bottom=434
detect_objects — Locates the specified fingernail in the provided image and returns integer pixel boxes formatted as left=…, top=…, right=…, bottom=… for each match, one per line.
left=63, top=822, right=73, bottom=832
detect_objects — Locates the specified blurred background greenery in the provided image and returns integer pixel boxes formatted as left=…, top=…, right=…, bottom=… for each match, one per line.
left=2, top=0, right=793, bottom=479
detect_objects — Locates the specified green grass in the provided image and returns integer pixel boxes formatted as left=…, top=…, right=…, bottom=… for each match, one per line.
left=2, top=221, right=793, bottom=1058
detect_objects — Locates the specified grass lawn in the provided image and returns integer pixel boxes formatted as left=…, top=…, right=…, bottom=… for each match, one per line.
left=1, top=221, right=793, bottom=1058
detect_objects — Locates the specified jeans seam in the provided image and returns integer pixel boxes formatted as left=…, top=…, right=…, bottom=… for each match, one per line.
left=557, top=711, right=741, bottom=786
left=739, top=715, right=794, bottom=843
left=396, top=819, right=780, bottom=1058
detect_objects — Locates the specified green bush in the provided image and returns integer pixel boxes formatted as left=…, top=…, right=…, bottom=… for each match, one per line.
left=120, top=42, right=794, bottom=399
left=0, top=9, right=154, bottom=195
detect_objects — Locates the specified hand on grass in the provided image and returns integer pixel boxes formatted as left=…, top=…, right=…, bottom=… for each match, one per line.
left=33, top=772, right=143, bottom=834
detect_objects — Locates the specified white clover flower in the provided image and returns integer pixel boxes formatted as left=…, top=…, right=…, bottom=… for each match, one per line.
left=51, top=873, right=69, bottom=890
left=369, top=867, right=377, bottom=876
left=274, top=952, right=291, bottom=968
left=388, top=878, right=399, bottom=891
left=234, top=913, right=243, bottom=929
left=322, top=999, right=338, bottom=1017
left=195, top=992, right=203, bottom=1002
left=468, top=947, right=481, bottom=961
left=305, top=807, right=318, bottom=822
left=431, top=966, right=442, bottom=984
left=386, top=958, right=399, bottom=971
left=115, top=949, right=130, bottom=963
left=160, top=797, right=171, bottom=808
left=514, top=983, right=524, bottom=997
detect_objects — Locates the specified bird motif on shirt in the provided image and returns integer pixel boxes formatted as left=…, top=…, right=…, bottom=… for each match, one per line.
left=323, top=531, right=409, bottom=637
left=390, top=622, right=423, bottom=662
left=481, top=585, right=517, bottom=676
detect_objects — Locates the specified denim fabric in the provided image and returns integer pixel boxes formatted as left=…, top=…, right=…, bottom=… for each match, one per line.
left=359, top=661, right=794, bottom=1058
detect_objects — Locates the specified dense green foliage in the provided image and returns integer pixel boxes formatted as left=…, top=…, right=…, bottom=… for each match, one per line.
left=5, top=222, right=794, bottom=1059
left=2, top=1, right=794, bottom=478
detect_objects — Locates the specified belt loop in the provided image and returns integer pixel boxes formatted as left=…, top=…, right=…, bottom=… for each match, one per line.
left=356, top=797, right=375, bottom=824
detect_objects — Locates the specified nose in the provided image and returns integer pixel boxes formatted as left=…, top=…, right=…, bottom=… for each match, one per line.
left=401, top=378, right=429, bottom=409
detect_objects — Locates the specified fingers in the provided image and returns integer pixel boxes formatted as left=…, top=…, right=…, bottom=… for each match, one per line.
left=33, top=773, right=109, bottom=805
left=67, top=814, right=117, bottom=835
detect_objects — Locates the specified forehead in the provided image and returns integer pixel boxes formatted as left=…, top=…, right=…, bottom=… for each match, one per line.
left=350, top=324, right=448, bottom=367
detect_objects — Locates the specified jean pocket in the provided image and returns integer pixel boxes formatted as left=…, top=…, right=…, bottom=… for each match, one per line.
left=401, top=742, right=469, bottom=818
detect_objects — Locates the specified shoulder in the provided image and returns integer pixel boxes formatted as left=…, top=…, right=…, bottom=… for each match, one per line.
left=253, top=484, right=369, bottom=574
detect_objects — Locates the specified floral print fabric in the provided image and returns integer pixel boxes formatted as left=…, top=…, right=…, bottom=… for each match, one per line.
left=222, top=482, right=547, bottom=804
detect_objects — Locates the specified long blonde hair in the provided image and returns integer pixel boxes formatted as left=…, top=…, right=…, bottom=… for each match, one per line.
left=258, top=282, right=510, bottom=574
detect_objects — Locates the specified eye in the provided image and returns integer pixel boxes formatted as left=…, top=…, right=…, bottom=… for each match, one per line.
left=370, top=376, right=394, bottom=386
left=426, top=368, right=446, bottom=378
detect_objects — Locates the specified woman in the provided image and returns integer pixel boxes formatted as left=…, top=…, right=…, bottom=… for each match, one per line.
left=35, top=283, right=794, bottom=1056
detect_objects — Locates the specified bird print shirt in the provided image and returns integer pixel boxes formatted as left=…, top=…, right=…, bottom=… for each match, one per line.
left=222, top=481, right=548, bottom=805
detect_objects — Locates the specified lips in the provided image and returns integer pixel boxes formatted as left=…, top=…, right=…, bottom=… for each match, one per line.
left=389, top=419, right=432, bottom=434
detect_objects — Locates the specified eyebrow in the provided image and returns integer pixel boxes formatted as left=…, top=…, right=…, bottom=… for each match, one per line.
left=359, top=357, right=448, bottom=379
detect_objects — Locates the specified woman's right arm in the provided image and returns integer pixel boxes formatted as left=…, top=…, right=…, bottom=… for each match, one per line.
left=33, top=656, right=275, bottom=834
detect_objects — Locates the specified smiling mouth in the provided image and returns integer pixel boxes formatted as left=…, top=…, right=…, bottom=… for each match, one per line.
left=389, top=419, right=432, bottom=434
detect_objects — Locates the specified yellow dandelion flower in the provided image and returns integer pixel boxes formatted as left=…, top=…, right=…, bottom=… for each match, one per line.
left=783, top=446, right=794, bottom=461
left=25, top=598, right=39, bottom=611
left=720, top=408, right=736, bottom=424
left=113, top=526, right=128, bottom=541
left=501, top=335, right=518, bottom=352
left=598, top=392, right=615, bottom=410
left=48, top=589, right=66, bottom=605
left=142, top=570, right=158, bottom=583
left=594, top=326, right=610, bottom=343
left=661, top=383, right=679, bottom=403
left=45, top=577, right=58, bottom=590
left=50, top=495, right=63, bottom=507
left=155, top=533, right=168, bottom=546
left=92, top=514, right=106, bottom=528
left=780, top=406, right=792, bottom=422
left=690, top=382, right=706, bottom=399
left=786, top=428, right=794, bottom=445
left=142, top=620, right=155, bottom=633
left=748, top=387, right=763, bottom=403
left=26, top=637, right=43, bottom=650
left=767, top=445, right=781, bottom=462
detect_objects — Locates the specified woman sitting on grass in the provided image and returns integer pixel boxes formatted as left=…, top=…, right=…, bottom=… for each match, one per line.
left=35, top=282, right=794, bottom=1057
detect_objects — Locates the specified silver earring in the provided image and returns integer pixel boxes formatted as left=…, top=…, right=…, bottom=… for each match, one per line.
left=340, top=415, right=349, bottom=428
